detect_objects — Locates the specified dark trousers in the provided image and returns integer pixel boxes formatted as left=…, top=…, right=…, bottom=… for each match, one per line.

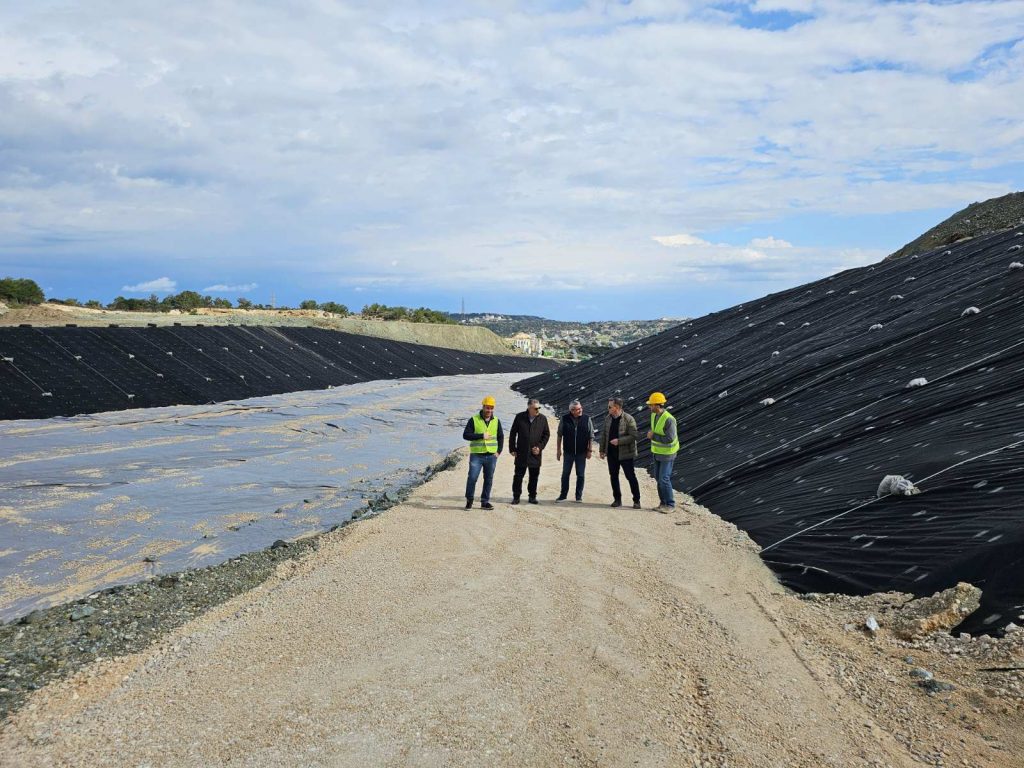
left=607, top=454, right=640, bottom=503
left=512, top=463, right=540, bottom=500
left=560, top=453, right=587, bottom=499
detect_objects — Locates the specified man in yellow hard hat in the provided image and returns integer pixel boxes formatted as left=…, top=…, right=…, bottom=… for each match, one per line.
left=646, top=391, right=679, bottom=512
left=462, top=395, right=503, bottom=510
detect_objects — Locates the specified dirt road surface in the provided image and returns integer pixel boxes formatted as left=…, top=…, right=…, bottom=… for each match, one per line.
left=2, top=418, right=1020, bottom=766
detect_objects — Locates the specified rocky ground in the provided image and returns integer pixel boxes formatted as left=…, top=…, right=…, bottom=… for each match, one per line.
left=1, top=421, right=1022, bottom=766
left=888, top=190, right=1024, bottom=259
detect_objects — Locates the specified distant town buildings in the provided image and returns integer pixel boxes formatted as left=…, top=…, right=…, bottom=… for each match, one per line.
left=508, top=331, right=545, bottom=356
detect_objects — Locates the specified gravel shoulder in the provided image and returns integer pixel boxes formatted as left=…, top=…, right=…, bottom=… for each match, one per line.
left=2, top=418, right=1022, bottom=767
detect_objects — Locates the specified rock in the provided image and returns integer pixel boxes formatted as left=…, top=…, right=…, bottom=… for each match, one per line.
left=919, top=679, right=956, bottom=693
left=18, top=610, right=44, bottom=626
left=909, top=668, right=934, bottom=681
left=157, top=575, right=179, bottom=589
left=865, top=616, right=880, bottom=633
left=891, top=582, right=982, bottom=640
left=270, top=539, right=288, bottom=550
left=70, top=605, right=96, bottom=621
left=87, top=625, right=104, bottom=639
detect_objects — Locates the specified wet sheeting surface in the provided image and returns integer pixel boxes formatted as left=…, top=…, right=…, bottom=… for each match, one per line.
left=0, top=373, right=533, bottom=621
left=515, top=228, right=1024, bottom=632
left=0, top=325, right=557, bottom=420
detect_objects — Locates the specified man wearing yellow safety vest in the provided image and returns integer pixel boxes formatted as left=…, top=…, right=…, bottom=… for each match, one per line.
left=646, top=392, right=679, bottom=513
left=462, top=395, right=504, bottom=510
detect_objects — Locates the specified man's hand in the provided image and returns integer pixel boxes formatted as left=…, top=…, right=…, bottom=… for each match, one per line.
left=599, top=452, right=605, bottom=460
left=646, top=430, right=654, bottom=439
left=556, top=449, right=562, bottom=461
left=510, top=450, right=516, bottom=458
left=586, top=450, right=592, bottom=460
left=610, top=438, right=619, bottom=446
left=531, top=446, right=540, bottom=456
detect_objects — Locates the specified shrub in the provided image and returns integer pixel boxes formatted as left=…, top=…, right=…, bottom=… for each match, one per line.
left=0, top=277, right=45, bottom=305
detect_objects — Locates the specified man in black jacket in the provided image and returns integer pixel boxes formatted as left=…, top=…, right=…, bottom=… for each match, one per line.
left=508, top=398, right=550, bottom=504
left=555, top=399, right=595, bottom=502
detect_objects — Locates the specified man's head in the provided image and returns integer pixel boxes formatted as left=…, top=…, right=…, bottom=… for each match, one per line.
left=527, top=398, right=541, bottom=416
left=646, top=391, right=666, bottom=413
left=568, top=399, right=583, bottom=417
left=481, top=395, right=495, bottom=418
left=607, top=397, right=623, bottom=417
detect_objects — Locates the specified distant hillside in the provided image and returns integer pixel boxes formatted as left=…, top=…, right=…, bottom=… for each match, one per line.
left=888, top=190, right=1024, bottom=260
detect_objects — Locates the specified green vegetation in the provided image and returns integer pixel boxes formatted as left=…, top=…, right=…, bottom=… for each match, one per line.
left=361, top=303, right=452, bottom=323
left=106, top=291, right=238, bottom=312
left=0, top=277, right=45, bottom=306
left=318, top=301, right=349, bottom=316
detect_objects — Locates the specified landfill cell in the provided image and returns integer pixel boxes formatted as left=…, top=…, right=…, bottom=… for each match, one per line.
left=515, top=228, right=1024, bottom=633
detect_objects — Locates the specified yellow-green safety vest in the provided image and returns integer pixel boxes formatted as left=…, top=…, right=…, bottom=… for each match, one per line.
left=650, top=410, right=679, bottom=456
left=470, top=414, right=499, bottom=454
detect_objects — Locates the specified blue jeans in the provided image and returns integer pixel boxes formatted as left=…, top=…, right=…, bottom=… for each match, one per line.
left=466, top=453, right=497, bottom=503
left=560, top=453, right=587, bottom=499
left=654, top=458, right=675, bottom=506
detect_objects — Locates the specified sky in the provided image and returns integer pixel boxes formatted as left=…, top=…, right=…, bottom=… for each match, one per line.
left=1, top=1, right=1022, bottom=321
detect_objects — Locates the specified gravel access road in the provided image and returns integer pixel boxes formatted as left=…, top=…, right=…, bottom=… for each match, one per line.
left=2, top=417, right=1019, bottom=766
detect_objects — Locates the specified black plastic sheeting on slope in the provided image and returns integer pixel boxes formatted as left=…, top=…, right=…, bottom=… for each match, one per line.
left=515, top=227, right=1024, bottom=634
left=0, top=326, right=558, bottom=420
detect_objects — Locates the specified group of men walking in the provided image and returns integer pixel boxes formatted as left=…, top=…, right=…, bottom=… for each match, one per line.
left=462, top=392, right=679, bottom=511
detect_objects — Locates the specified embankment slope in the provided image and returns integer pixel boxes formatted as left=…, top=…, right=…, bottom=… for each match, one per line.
left=0, top=304, right=514, bottom=355
left=0, top=325, right=556, bottom=420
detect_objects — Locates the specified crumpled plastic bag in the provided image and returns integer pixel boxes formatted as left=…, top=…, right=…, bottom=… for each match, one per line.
left=877, top=474, right=921, bottom=498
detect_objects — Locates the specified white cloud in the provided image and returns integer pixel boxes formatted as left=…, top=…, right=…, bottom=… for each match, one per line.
left=0, top=1, right=1021, bottom=304
left=202, top=282, right=258, bottom=293
left=652, top=234, right=711, bottom=247
left=122, top=277, right=176, bottom=293
left=749, top=237, right=793, bottom=249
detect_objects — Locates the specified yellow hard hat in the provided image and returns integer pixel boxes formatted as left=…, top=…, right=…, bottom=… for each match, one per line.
left=481, top=396, right=496, bottom=407
left=646, top=391, right=667, bottom=405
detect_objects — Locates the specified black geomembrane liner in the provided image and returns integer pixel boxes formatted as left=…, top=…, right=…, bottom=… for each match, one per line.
left=0, top=326, right=557, bottom=422
left=515, top=227, right=1024, bottom=633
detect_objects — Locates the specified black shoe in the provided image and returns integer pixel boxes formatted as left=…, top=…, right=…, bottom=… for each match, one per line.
left=555, top=496, right=568, bottom=502
left=633, top=501, right=642, bottom=509
left=528, top=497, right=539, bottom=504
left=465, top=499, right=473, bottom=509
left=511, top=498, right=520, bottom=505
left=610, top=500, right=622, bottom=508
left=481, top=502, right=494, bottom=510
left=575, top=497, right=583, bottom=503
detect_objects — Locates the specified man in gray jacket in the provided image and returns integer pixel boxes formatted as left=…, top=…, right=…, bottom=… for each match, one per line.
left=599, top=397, right=641, bottom=508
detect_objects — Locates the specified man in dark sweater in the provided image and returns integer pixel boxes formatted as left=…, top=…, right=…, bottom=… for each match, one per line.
left=555, top=399, right=595, bottom=502
left=508, top=398, right=550, bottom=504
left=462, top=395, right=504, bottom=510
